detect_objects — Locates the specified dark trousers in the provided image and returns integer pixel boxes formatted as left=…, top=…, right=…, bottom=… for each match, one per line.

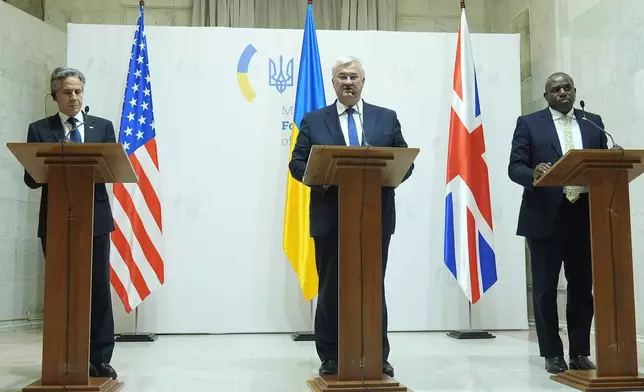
left=527, top=194, right=593, bottom=359
left=41, top=233, right=115, bottom=365
left=313, top=230, right=392, bottom=363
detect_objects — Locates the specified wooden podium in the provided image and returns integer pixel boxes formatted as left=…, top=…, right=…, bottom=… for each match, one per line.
left=302, top=146, right=418, bottom=392
left=6, top=142, right=137, bottom=392
left=534, top=149, right=644, bottom=391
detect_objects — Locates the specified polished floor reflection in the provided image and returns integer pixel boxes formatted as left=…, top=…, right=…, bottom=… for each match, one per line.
left=1, top=327, right=641, bottom=391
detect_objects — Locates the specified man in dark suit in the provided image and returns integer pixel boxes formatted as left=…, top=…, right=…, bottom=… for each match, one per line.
left=508, top=72, right=607, bottom=374
left=23, top=67, right=118, bottom=379
left=289, top=56, right=413, bottom=377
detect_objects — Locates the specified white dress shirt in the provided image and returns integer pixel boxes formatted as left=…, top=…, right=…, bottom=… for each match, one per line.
left=550, top=107, right=582, bottom=154
left=336, top=99, right=363, bottom=146
left=58, top=110, right=85, bottom=142
left=550, top=107, right=587, bottom=193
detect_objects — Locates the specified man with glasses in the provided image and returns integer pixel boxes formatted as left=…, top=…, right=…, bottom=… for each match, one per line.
left=289, top=56, right=413, bottom=378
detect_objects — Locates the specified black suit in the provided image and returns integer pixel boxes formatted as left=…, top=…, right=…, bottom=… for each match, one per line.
left=24, top=112, right=117, bottom=366
left=508, top=107, right=607, bottom=358
left=289, top=101, right=413, bottom=362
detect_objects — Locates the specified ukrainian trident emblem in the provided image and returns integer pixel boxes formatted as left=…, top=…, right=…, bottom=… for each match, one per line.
left=268, top=55, right=294, bottom=94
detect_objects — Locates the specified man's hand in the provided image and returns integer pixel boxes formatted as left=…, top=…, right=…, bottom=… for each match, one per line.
left=533, top=162, right=552, bottom=181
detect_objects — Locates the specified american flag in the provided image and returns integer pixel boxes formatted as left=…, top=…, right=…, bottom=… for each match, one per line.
left=443, top=8, right=497, bottom=304
left=110, top=3, right=164, bottom=313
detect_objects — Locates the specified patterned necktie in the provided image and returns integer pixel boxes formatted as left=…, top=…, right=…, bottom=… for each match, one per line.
left=67, top=117, right=82, bottom=143
left=346, top=108, right=359, bottom=146
left=562, top=115, right=580, bottom=202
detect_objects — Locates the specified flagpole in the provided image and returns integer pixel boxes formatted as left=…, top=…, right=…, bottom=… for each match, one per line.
left=291, top=300, right=316, bottom=341
left=289, top=0, right=317, bottom=343
left=113, top=0, right=158, bottom=344
left=445, top=0, right=495, bottom=340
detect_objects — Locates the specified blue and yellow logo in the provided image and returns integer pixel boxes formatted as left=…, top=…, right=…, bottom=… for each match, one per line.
left=236, top=44, right=257, bottom=102
left=237, top=43, right=295, bottom=103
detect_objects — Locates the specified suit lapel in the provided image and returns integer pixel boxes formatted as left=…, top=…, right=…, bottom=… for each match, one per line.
left=540, top=108, right=562, bottom=157
left=362, top=102, right=376, bottom=145
left=574, top=109, right=591, bottom=149
left=82, top=114, right=99, bottom=143
left=48, top=114, right=65, bottom=142
left=324, top=103, right=346, bottom=145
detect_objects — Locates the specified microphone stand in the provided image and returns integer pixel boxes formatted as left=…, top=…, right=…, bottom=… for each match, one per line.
left=579, top=101, right=623, bottom=150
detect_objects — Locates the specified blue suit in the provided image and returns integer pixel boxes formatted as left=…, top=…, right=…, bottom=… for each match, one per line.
left=289, top=101, right=413, bottom=237
left=508, top=107, right=607, bottom=358
left=289, top=101, right=413, bottom=363
left=509, top=108, right=608, bottom=238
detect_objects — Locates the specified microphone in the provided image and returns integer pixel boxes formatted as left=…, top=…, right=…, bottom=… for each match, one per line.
left=43, top=93, right=61, bottom=144
left=356, top=108, right=370, bottom=146
left=579, top=100, right=622, bottom=150
left=62, top=121, right=86, bottom=143
left=61, top=107, right=90, bottom=143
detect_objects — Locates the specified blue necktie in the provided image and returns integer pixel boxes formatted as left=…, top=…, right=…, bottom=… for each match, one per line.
left=67, top=117, right=82, bottom=143
left=346, top=108, right=359, bottom=146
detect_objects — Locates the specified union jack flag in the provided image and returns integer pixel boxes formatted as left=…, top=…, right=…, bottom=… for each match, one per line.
left=444, top=8, right=497, bottom=304
left=110, top=3, right=164, bottom=313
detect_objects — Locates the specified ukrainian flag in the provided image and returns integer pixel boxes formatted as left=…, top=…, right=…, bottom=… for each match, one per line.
left=283, top=2, right=326, bottom=301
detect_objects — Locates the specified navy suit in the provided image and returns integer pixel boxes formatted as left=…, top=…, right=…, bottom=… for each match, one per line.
left=24, top=113, right=117, bottom=366
left=289, top=101, right=413, bottom=362
left=508, top=107, right=607, bottom=358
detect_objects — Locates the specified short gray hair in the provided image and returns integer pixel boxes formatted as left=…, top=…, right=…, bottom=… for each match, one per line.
left=331, top=56, right=365, bottom=79
left=50, top=66, right=86, bottom=95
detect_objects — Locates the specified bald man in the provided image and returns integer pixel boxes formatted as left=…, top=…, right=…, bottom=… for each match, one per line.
left=508, top=72, right=608, bottom=374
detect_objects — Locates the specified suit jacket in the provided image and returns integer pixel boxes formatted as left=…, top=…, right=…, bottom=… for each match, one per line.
left=289, top=101, right=414, bottom=237
left=508, top=107, right=608, bottom=239
left=23, top=113, right=117, bottom=238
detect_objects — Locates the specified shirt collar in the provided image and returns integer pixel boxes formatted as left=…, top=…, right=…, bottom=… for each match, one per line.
left=336, top=99, right=363, bottom=116
left=58, top=110, right=84, bottom=126
left=549, top=106, right=575, bottom=121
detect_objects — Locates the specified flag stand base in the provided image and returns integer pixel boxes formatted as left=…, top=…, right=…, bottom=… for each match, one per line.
left=115, top=332, right=157, bottom=342
left=447, top=330, right=495, bottom=339
left=447, top=301, right=495, bottom=339
left=292, top=301, right=316, bottom=341
left=291, top=331, right=316, bottom=341
left=114, top=309, right=157, bottom=342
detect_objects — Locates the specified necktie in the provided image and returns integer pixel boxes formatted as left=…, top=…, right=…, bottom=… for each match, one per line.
left=67, top=117, right=82, bottom=143
left=562, top=115, right=580, bottom=202
left=346, top=108, right=359, bottom=146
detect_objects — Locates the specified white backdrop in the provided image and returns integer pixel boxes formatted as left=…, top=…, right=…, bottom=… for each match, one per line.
left=66, top=24, right=527, bottom=334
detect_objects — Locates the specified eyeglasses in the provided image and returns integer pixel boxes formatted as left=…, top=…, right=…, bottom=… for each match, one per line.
left=335, top=74, right=361, bottom=82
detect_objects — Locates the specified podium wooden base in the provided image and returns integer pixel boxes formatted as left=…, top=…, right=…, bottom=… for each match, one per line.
left=307, top=375, right=412, bottom=392
left=551, top=370, right=644, bottom=391
left=23, top=378, right=123, bottom=392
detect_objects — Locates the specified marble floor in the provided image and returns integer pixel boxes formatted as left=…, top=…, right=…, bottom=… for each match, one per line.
left=1, top=327, right=643, bottom=392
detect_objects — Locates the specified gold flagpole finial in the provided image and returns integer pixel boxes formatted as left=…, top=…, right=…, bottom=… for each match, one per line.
left=460, top=0, right=466, bottom=9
